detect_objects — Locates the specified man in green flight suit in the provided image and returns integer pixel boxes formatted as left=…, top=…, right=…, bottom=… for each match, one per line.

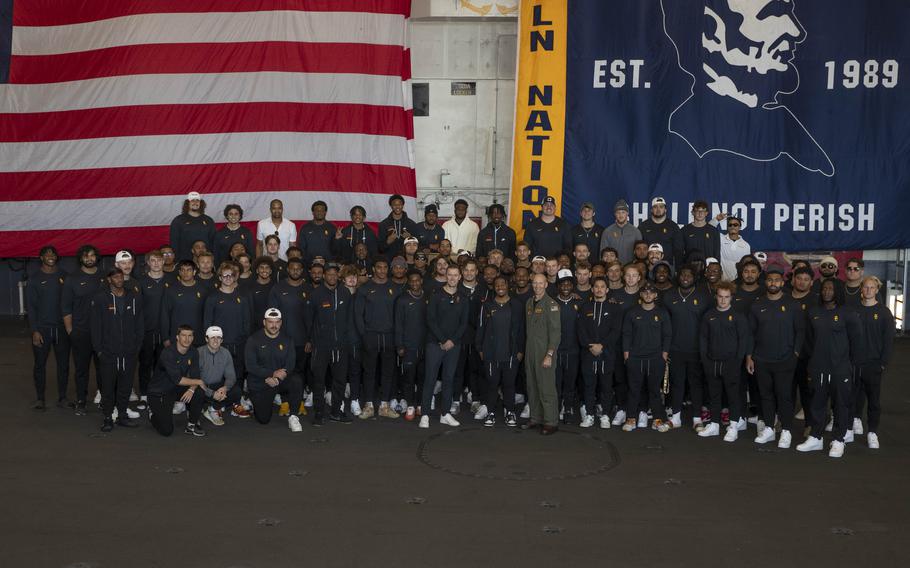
left=523, top=273, right=562, bottom=435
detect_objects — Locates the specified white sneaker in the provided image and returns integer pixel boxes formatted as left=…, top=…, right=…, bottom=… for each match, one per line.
left=599, top=415, right=611, bottom=429
left=465, top=391, right=473, bottom=404
left=273, top=394, right=282, bottom=405
left=843, top=430, right=854, bottom=444
left=304, top=391, right=314, bottom=408
left=670, top=412, right=682, bottom=429
left=611, top=410, right=626, bottom=426
left=621, top=420, right=637, bottom=432
left=126, top=407, right=140, bottom=419
left=129, top=390, right=139, bottom=402
left=825, top=417, right=834, bottom=432
left=828, top=440, right=845, bottom=458
left=515, top=393, right=526, bottom=405
left=698, top=422, right=720, bottom=437
left=325, top=391, right=332, bottom=407
left=746, top=415, right=759, bottom=425
left=754, top=427, right=775, bottom=444
left=520, top=404, right=530, bottom=419
left=440, top=413, right=460, bottom=427
left=777, top=429, right=792, bottom=449
left=579, top=405, right=588, bottom=420
left=796, top=436, right=823, bottom=452
left=93, top=391, right=102, bottom=405
left=288, top=415, right=302, bottom=432
left=757, top=419, right=766, bottom=432
left=450, top=402, right=460, bottom=416
left=637, top=411, right=648, bottom=428
left=172, top=401, right=186, bottom=415
left=203, top=407, right=225, bottom=426
left=867, top=432, right=880, bottom=449
left=692, top=417, right=703, bottom=429
left=350, top=399, right=362, bottom=416
left=723, top=425, right=738, bottom=442
left=111, top=408, right=118, bottom=421
left=559, top=405, right=565, bottom=422
left=852, top=418, right=864, bottom=436
left=580, top=415, right=595, bottom=428
left=399, top=399, right=408, bottom=414
left=419, top=415, right=430, bottom=429
left=473, top=405, right=489, bottom=420
left=736, top=418, right=748, bottom=431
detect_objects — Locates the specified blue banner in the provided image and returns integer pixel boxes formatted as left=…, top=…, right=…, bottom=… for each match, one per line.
left=562, top=0, right=910, bottom=250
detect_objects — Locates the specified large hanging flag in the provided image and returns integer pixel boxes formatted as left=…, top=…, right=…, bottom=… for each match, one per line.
left=0, top=0, right=415, bottom=256
left=509, top=0, right=910, bottom=251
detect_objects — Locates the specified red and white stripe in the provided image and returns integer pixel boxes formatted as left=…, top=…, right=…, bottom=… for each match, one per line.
left=0, top=0, right=415, bottom=257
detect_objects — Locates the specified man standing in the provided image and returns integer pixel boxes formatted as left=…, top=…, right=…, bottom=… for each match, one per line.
left=476, top=203, right=516, bottom=259
left=90, top=268, right=144, bottom=432
left=137, top=250, right=168, bottom=409
left=245, top=308, right=304, bottom=431
left=577, top=277, right=620, bottom=428
left=299, top=201, right=337, bottom=265
left=638, top=197, right=680, bottom=260
left=413, top=203, right=446, bottom=253
left=395, top=271, right=429, bottom=420
left=333, top=205, right=378, bottom=262
left=719, top=215, right=750, bottom=281
left=203, top=262, right=252, bottom=386
left=523, top=273, right=562, bottom=435
left=268, top=258, right=312, bottom=419
left=256, top=199, right=297, bottom=261
left=622, top=282, right=672, bottom=432
left=62, top=245, right=107, bottom=415
left=600, top=200, right=642, bottom=264
left=553, top=270, right=581, bottom=425
left=851, top=276, right=894, bottom=449
left=148, top=325, right=208, bottom=437
left=524, top=196, right=572, bottom=259
left=160, top=260, right=210, bottom=348
left=214, top=204, right=254, bottom=265
left=170, top=191, right=216, bottom=262
left=572, top=202, right=604, bottom=260
left=843, top=258, right=884, bottom=307
left=28, top=246, right=70, bottom=410
left=355, top=259, right=401, bottom=419
left=443, top=198, right=481, bottom=256
left=379, top=194, right=418, bottom=260
left=675, top=201, right=720, bottom=267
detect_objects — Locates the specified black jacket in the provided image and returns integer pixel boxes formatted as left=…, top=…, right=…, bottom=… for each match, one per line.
left=555, top=296, right=581, bottom=353
left=243, top=279, right=275, bottom=330
left=475, top=297, right=525, bottom=362
left=477, top=222, right=517, bottom=259
left=137, top=273, right=167, bottom=333
left=806, top=305, right=862, bottom=376
left=748, top=295, right=806, bottom=363
left=61, top=270, right=107, bottom=333
left=169, top=213, right=216, bottom=262
left=160, top=280, right=210, bottom=342
left=854, top=303, right=895, bottom=367
left=622, top=305, right=672, bottom=358
left=213, top=225, right=254, bottom=265
left=355, top=280, right=400, bottom=349
left=90, top=289, right=144, bottom=356
left=523, top=215, right=572, bottom=258
left=638, top=218, right=680, bottom=260
left=427, top=287, right=469, bottom=345
left=307, top=284, right=355, bottom=350
left=674, top=223, right=720, bottom=266
left=267, top=281, right=311, bottom=346
left=377, top=213, right=418, bottom=259
left=333, top=224, right=378, bottom=262
left=577, top=299, right=621, bottom=360
left=395, top=290, right=429, bottom=350
left=571, top=222, right=604, bottom=258
left=699, top=307, right=750, bottom=362
left=148, top=343, right=200, bottom=396
left=27, top=269, right=66, bottom=331
left=298, top=221, right=337, bottom=264
left=663, top=286, right=712, bottom=355
left=203, top=288, right=252, bottom=345
left=244, top=329, right=296, bottom=391
left=412, top=222, right=446, bottom=251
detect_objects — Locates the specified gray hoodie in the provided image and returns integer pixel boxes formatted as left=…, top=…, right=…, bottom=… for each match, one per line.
left=197, top=345, right=237, bottom=394
left=600, top=222, right=642, bottom=264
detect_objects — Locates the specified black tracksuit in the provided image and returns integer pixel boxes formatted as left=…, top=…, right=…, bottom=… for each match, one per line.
left=524, top=215, right=573, bottom=258
left=806, top=305, right=862, bottom=441
left=554, top=296, right=581, bottom=411
left=333, top=224, right=379, bottom=262
left=577, top=298, right=621, bottom=417
left=377, top=213, right=418, bottom=260
left=61, top=269, right=106, bottom=403
left=90, top=289, right=144, bottom=419
left=137, top=273, right=167, bottom=396
left=213, top=225, right=254, bottom=265
left=204, top=288, right=252, bottom=383
left=245, top=329, right=302, bottom=424
left=851, top=303, right=894, bottom=434
left=412, top=222, right=446, bottom=252
left=735, top=284, right=767, bottom=416
left=169, top=213, right=216, bottom=262
left=664, top=287, right=711, bottom=415
left=477, top=222, right=517, bottom=259
left=700, top=308, right=750, bottom=424
left=607, top=288, right=640, bottom=410
left=748, top=295, right=806, bottom=432
left=307, top=284, right=354, bottom=416
left=571, top=223, right=604, bottom=258
left=790, top=294, right=814, bottom=427
left=355, top=280, right=400, bottom=404
left=422, top=287, right=469, bottom=415
left=27, top=269, right=69, bottom=402
left=395, top=290, right=429, bottom=407
left=454, top=283, right=485, bottom=405
left=245, top=279, right=275, bottom=330
left=622, top=305, right=672, bottom=421
left=639, top=218, right=680, bottom=262
left=476, top=297, right=525, bottom=416
left=674, top=223, right=720, bottom=266
left=160, top=280, right=210, bottom=345
left=148, top=343, right=204, bottom=436
left=298, top=221, right=337, bottom=264
left=268, top=281, right=312, bottom=401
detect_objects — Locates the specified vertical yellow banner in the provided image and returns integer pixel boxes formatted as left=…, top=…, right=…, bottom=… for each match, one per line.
left=507, top=0, right=568, bottom=239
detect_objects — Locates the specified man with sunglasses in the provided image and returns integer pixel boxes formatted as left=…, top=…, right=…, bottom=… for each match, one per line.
left=719, top=215, right=750, bottom=282
left=811, top=256, right=845, bottom=298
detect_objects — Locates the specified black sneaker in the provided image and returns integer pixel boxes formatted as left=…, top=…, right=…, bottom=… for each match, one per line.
left=184, top=423, right=207, bottom=437
left=483, top=414, right=496, bottom=428
left=505, top=412, right=518, bottom=427
left=313, top=413, right=325, bottom=427
left=101, top=418, right=114, bottom=432
left=56, top=398, right=73, bottom=409
left=115, top=417, right=138, bottom=428
left=32, top=400, right=46, bottom=411
left=74, top=402, right=87, bottom=416
left=329, top=413, right=352, bottom=423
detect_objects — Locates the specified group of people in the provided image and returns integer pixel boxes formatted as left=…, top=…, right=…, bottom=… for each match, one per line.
left=27, top=192, right=894, bottom=458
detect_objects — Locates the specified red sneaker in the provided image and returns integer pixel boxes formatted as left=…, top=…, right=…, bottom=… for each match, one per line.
left=231, top=404, right=251, bottom=418
left=700, top=408, right=711, bottom=423
left=720, top=408, right=730, bottom=426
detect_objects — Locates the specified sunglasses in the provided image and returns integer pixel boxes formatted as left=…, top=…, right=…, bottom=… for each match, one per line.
left=846, top=266, right=862, bottom=272
left=821, top=263, right=836, bottom=269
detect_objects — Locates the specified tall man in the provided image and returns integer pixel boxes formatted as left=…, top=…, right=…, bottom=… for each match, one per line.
left=622, top=282, right=672, bottom=432
left=62, top=245, right=106, bottom=415
left=307, top=264, right=354, bottom=423
left=28, top=246, right=70, bottom=410
left=577, top=277, right=620, bottom=428
left=476, top=203, right=516, bottom=259
left=256, top=199, right=297, bottom=261
left=355, top=258, right=401, bottom=419
left=850, top=276, right=894, bottom=449
left=442, top=198, right=480, bottom=256
left=170, top=191, right=216, bottom=262
left=523, top=273, right=562, bottom=435
left=675, top=200, right=720, bottom=266
left=600, top=199, right=642, bottom=264
left=203, top=262, right=252, bottom=384
left=299, top=200, right=337, bottom=265
left=395, top=271, right=429, bottom=420
left=638, top=197, right=680, bottom=261
left=379, top=194, right=418, bottom=260
left=524, top=196, right=572, bottom=259
left=160, top=260, right=209, bottom=348
left=267, top=258, right=312, bottom=418
left=571, top=202, right=604, bottom=260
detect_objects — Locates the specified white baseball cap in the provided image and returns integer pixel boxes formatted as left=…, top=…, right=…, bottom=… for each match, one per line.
left=264, top=308, right=282, bottom=320
left=557, top=269, right=574, bottom=281
left=705, top=257, right=720, bottom=265
left=531, top=255, right=546, bottom=263
left=404, top=237, right=419, bottom=245
left=651, top=197, right=667, bottom=206
left=647, top=243, right=663, bottom=253
left=115, top=250, right=132, bottom=262
left=205, top=326, right=223, bottom=338
left=754, top=252, right=768, bottom=263
left=186, top=191, right=202, bottom=200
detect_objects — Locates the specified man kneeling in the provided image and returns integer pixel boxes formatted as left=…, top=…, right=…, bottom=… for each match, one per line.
left=198, top=326, right=242, bottom=426
left=245, top=308, right=304, bottom=432
left=148, top=325, right=207, bottom=437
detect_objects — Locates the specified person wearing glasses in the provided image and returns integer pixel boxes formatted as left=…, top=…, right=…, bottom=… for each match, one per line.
left=842, top=258, right=885, bottom=308
left=718, top=215, right=750, bottom=282
left=203, top=262, right=252, bottom=394
left=811, top=256, right=845, bottom=297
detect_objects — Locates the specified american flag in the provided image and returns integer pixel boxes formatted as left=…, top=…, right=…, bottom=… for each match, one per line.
left=0, top=0, right=415, bottom=257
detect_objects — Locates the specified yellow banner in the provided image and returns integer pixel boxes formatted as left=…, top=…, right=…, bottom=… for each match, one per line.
left=507, top=0, right=568, bottom=239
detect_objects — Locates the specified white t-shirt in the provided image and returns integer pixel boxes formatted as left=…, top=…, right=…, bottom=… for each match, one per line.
left=442, top=217, right=480, bottom=255
left=720, top=234, right=750, bottom=281
left=257, top=218, right=298, bottom=261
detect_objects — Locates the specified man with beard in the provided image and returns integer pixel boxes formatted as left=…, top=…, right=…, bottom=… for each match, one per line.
left=268, top=258, right=312, bottom=420
left=395, top=271, right=429, bottom=421
left=790, top=266, right=815, bottom=433
left=214, top=204, right=254, bottom=265
left=379, top=194, right=418, bottom=261
left=811, top=256, right=846, bottom=297
left=91, top=268, right=144, bottom=432
left=443, top=199, right=481, bottom=258
left=638, top=197, right=679, bottom=261
left=413, top=203, right=446, bottom=253
left=298, top=201, right=337, bottom=265
left=622, top=282, right=672, bottom=432
left=664, top=265, right=712, bottom=429
left=578, top=276, right=621, bottom=429
left=256, top=199, right=297, bottom=261
left=675, top=201, right=720, bottom=267
left=476, top=203, right=516, bottom=259
left=28, top=246, right=70, bottom=410
left=732, top=260, right=764, bottom=314
left=607, top=264, right=644, bottom=426
left=170, top=191, right=216, bottom=262
left=62, top=245, right=107, bottom=415
left=571, top=202, right=603, bottom=260
left=245, top=308, right=305, bottom=432
left=355, top=259, right=401, bottom=420
left=524, top=196, right=572, bottom=259
left=746, top=266, right=804, bottom=449
left=308, top=264, right=355, bottom=423
left=553, top=270, right=581, bottom=425
left=476, top=276, right=525, bottom=427
left=600, top=200, right=641, bottom=264
left=703, top=259, right=723, bottom=294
